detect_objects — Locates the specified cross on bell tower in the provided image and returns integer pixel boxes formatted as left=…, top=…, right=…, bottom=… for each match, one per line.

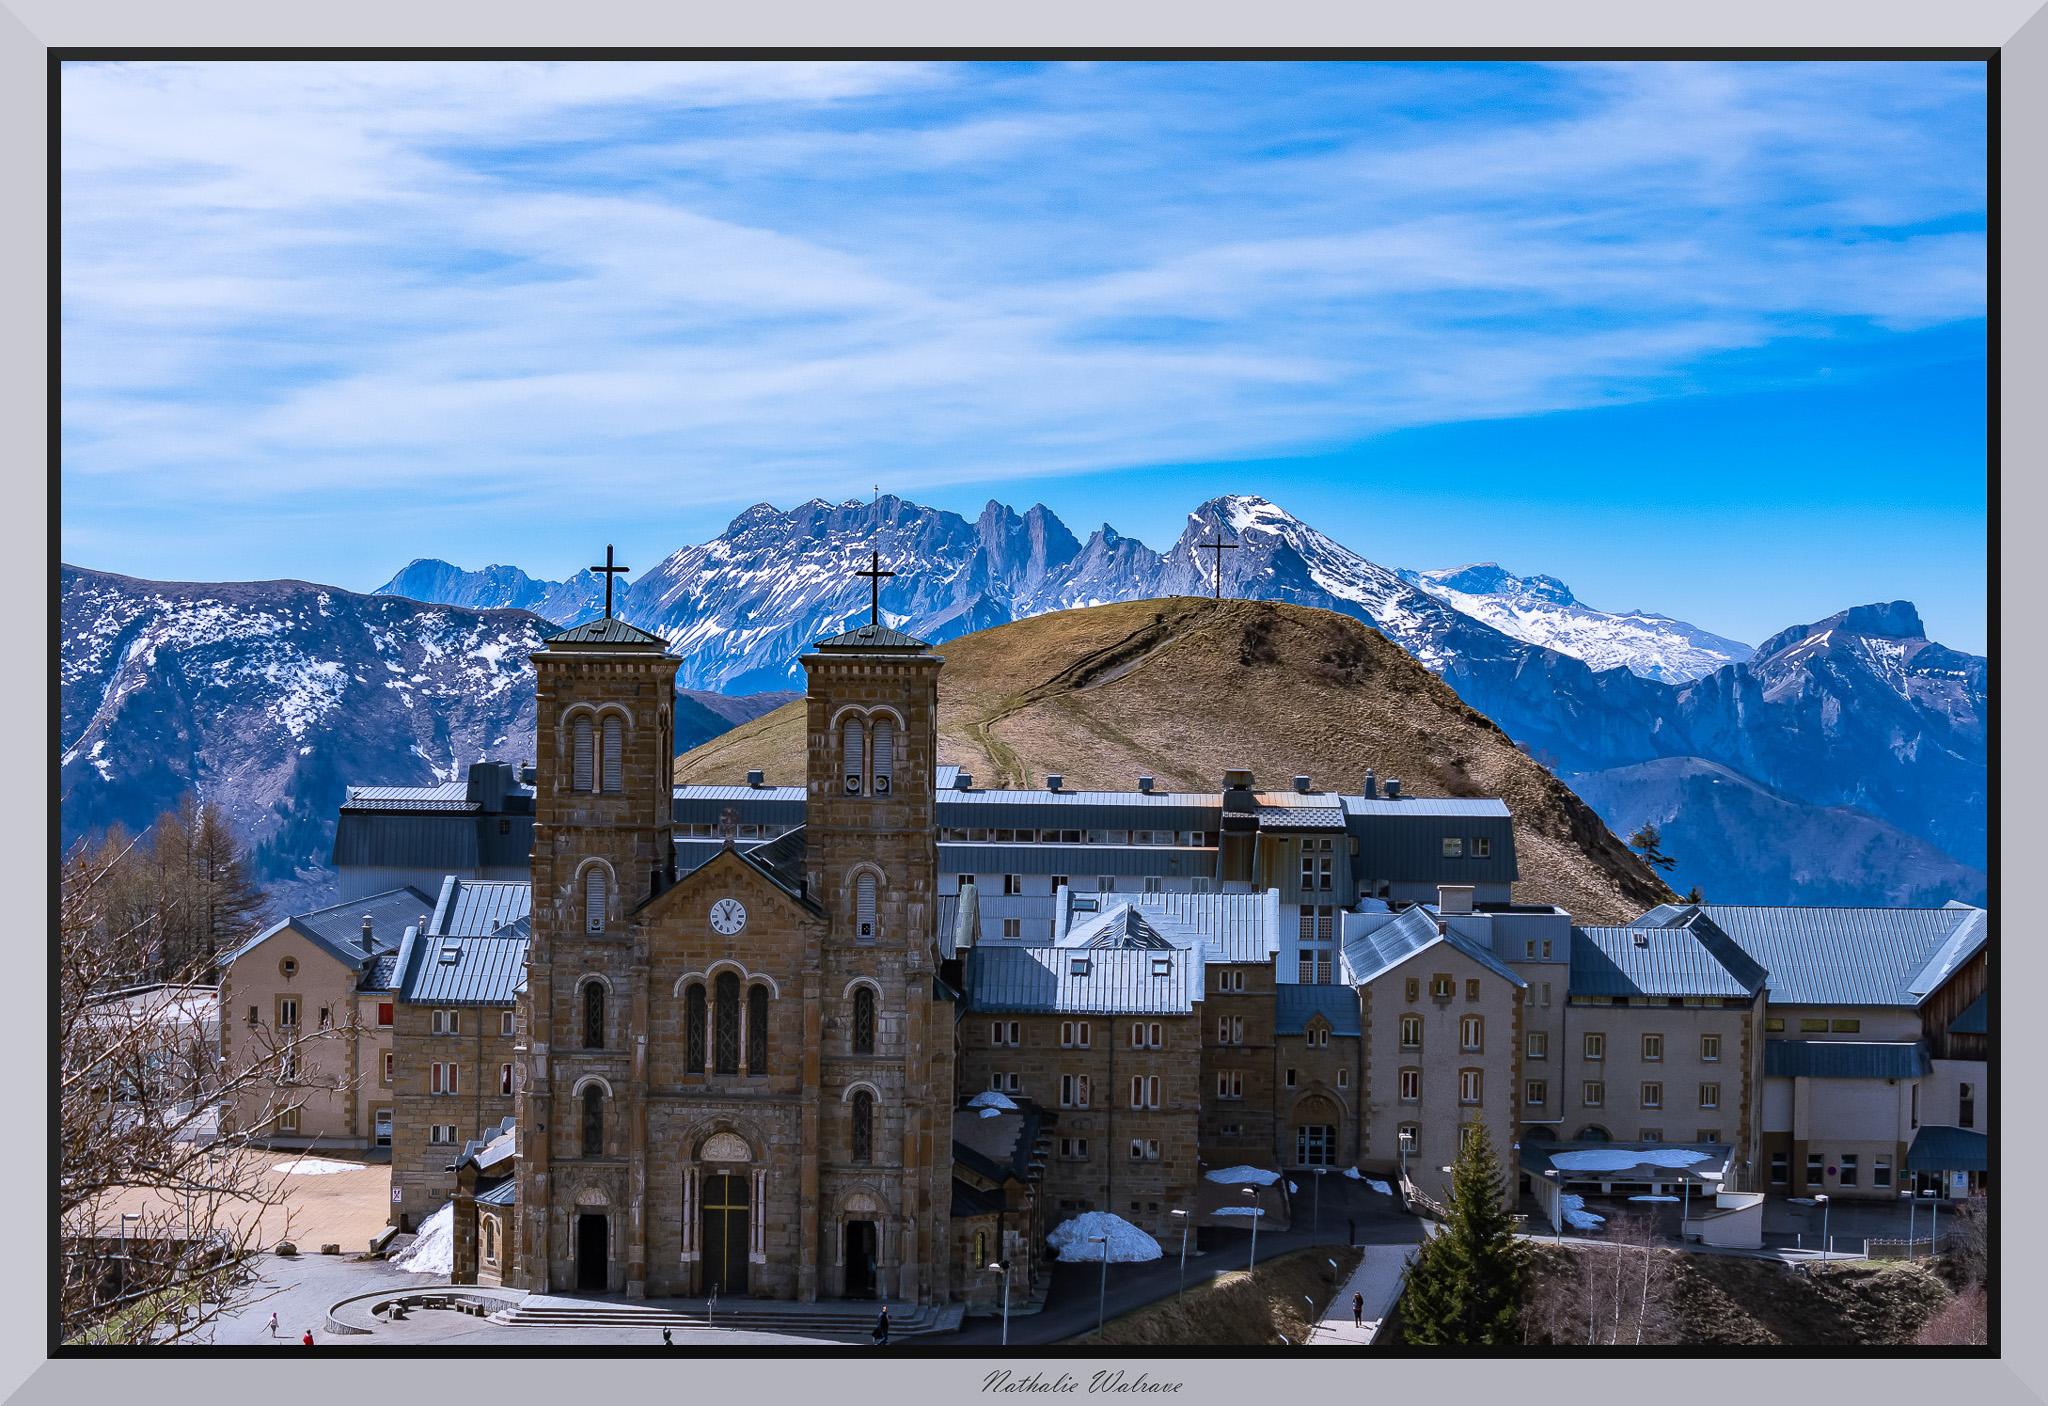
left=588, top=544, right=630, bottom=618
left=854, top=551, right=896, bottom=628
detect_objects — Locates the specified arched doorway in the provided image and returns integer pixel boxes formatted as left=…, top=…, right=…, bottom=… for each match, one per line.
left=1575, top=1125, right=1611, bottom=1143
left=576, top=1213, right=608, bottom=1291
left=702, top=1173, right=750, bottom=1296
left=845, top=1221, right=879, bottom=1299
left=1292, top=1095, right=1342, bottom=1166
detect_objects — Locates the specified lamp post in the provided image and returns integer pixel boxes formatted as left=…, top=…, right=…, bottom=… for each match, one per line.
left=1242, top=1187, right=1261, bottom=1272
left=1169, top=1209, right=1190, bottom=1299
left=1902, top=1190, right=1917, bottom=1260
left=1311, top=1168, right=1326, bottom=1238
left=1088, top=1236, right=1109, bottom=1339
left=118, top=1211, right=140, bottom=1300
left=987, top=1260, right=1011, bottom=1346
left=1922, top=1187, right=1940, bottom=1254
left=1542, top=1170, right=1561, bottom=1243
left=1815, top=1194, right=1829, bottom=1261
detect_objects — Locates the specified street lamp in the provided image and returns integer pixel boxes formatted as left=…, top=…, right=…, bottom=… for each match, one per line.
left=1088, top=1236, right=1110, bottom=1339
left=1921, top=1187, right=1940, bottom=1254
left=1241, top=1187, right=1261, bottom=1272
left=1169, top=1210, right=1190, bottom=1299
left=1901, top=1190, right=1917, bottom=1260
left=1815, top=1194, right=1830, bottom=1261
left=987, top=1260, right=1011, bottom=1346
left=1541, top=1169, right=1561, bottom=1243
left=118, top=1211, right=140, bottom=1299
left=1311, top=1168, right=1326, bottom=1238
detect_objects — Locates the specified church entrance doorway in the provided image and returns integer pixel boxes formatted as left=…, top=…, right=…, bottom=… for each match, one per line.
left=576, top=1213, right=608, bottom=1292
left=844, top=1220, right=878, bottom=1299
left=702, top=1173, right=750, bottom=1296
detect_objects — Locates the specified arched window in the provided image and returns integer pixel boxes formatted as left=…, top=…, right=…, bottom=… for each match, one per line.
left=571, top=716, right=594, bottom=792
left=851, top=1090, right=874, bottom=1164
left=974, top=1229, right=986, bottom=1269
left=747, top=983, right=769, bottom=1075
left=582, top=981, right=605, bottom=1049
left=852, top=986, right=876, bottom=1055
left=842, top=718, right=865, bottom=795
left=601, top=716, right=624, bottom=793
left=715, top=972, right=741, bottom=1075
left=685, top=983, right=706, bottom=1074
left=581, top=1085, right=604, bottom=1158
left=585, top=868, right=607, bottom=933
left=855, top=874, right=877, bottom=944
left=871, top=719, right=893, bottom=795
left=483, top=1215, right=497, bottom=1263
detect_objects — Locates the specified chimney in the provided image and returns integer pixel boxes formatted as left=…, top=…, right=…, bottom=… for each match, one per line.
left=1293, top=775, right=1311, bottom=794
left=1437, top=885, right=1475, bottom=916
left=360, top=916, right=376, bottom=954
left=953, top=772, right=974, bottom=790
left=1138, top=775, right=1155, bottom=793
left=1047, top=774, right=1063, bottom=791
left=1363, top=769, right=1378, bottom=799
left=1383, top=778, right=1402, bottom=799
left=746, top=769, right=765, bottom=788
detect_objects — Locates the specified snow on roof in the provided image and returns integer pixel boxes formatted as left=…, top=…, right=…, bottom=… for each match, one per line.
left=968, top=1091, right=1020, bottom=1117
left=1550, top=1149, right=1709, bottom=1172
left=1048, top=1212, right=1163, bottom=1263
left=1204, top=1165, right=1281, bottom=1185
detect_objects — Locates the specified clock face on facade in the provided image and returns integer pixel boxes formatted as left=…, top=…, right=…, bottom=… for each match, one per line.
left=709, top=898, right=747, bottom=935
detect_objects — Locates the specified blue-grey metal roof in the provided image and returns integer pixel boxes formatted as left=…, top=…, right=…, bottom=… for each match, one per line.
left=1275, top=983, right=1362, bottom=1036
left=1345, top=809, right=1519, bottom=885
left=399, top=933, right=530, bottom=1006
left=936, top=793, right=1221, bottom=830
left=811, top=622, right=931, bottom=650
left=1570, top=926, right=1767, bottom=999
left=332, top=812, right=483, bottom=870
left=544, top=616, right=670, bottom=647
left=1342, top=797, right=1512, bottom=818
left=1129, top=891, right=1280, bottom=964
left=1061, top=905, right=1176, bottom=950
left=1633, top=904, right=1984, bottom=1007
left=347, top=783, right=472, bottom=804
left=226, top=886, right=434, bottom=969
left=428, top=877, right=532, bottom=936
left=1341, top=906, right=1527, bottom=989
left=1948, top=991, right=1987, bottom=1035
left=965, top=946, right=1201, bottom=1015
left=673, top=788, right=808, bottom=825
left=475, top=1179, right=517, bottom=1206
left=1905, top=1125, right=1987, bottom=1172
left=1253, top=803, right=1347, bottom=830
left=1763, top=1040, right=1932, bottom=1080
left=941, top=843, right=1216, bottom=880
left=1906, top=909, right=1987, bottom=999
left=357, top=954, right=401, bottom=993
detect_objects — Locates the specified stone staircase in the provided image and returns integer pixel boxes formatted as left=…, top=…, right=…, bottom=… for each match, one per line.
left=499, top=1293, right=963, bottom=1339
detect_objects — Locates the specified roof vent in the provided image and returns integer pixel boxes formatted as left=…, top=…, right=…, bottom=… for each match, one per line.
left=360, top=916, right=376, bottom=953
left=1633, top=931, right=1650, bottom=948
left=1362, top=769, right=1378, bottom=799
left=1383, top=779, right=1402, bottom=799
left=1047, top=774, right=1063, bottom=791
left=1138, top=775, right=1155, bottom=793
left=1293, top=775, right=1312, bottom=793
left=746, top=769, right=765, bottom=788
left=954, top=772, right=973, bottom=790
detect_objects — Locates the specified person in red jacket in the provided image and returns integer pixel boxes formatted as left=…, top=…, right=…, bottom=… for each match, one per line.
left=301, top=1329, right=314, bottom=1345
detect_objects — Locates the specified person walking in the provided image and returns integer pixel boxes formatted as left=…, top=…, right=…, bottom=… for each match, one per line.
left=301, top=1329, right=314, bottom=1345
left=662, top=1327, right=673, bottom=1347
left=266, top=1311, right=278, bottom=1339
left=1351, top=1292, right=1364, bottom=1329
left=872, top=1305, right=890, bottom=1346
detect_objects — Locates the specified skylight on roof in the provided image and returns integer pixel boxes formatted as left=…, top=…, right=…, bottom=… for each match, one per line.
left=1070, top=957, right=1091, bottom=976
left=439, top=946, right=460, bottom=964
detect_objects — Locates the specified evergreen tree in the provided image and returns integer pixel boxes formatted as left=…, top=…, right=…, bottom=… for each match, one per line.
left=1627, top=823, right=1678, bottom=873
left=1399, top=1118, right=1528, bottom=1346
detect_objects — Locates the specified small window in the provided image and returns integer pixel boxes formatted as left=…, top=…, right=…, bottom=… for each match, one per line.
left=1002, top=918, right=1022, bottom=939
left=842, top=718, right=865, bottom=795
left=1461, top=1015, right=1483, bottom=1052
left=1405, top=978, right=1420, bottom=1003
left=383, top=1051, right=394, bottom=1083
left=378, top=1003, right=394, bottom=1027
left=1807, top=1152, right=1824, bottom=1185
left=1582, top=1081, right=1605, bottom=1108
left=1458, top=1069, right=1482, bottom=1104
left=1698, top=1082, right=1719, bottom=1109
left=1640, top=1082, right=1662, bottom=1108
left=1770, top=1151, right=1789, bottom=1184
left=851, top=1090, right=874, bottom=1163
left=1526, top=1080, right=1547, bottom=1106
left=853, top=987, right=876, bottom=1055
left=1697, top=1128, right=1720, bottom=1144
left=1465, top=978, right=1480, bottom=1001
left=1839, top=1154, right=1858, bottom=1188
left=1098, top=875, right=1115, bottom=892
left=585, top=868, right=608, bottom=934
left=1397, top=1125, right=1418, bottom=1153
left=501, top=1010, right=515, bottom=1037
left=1285, top=1067, right=1298, bottom=1088
left=1526, top=1031, right=1547, bottom=1059
left=280, top=957, right=298, bottom=979
left=1959, top=1082, right=1975, bottom=1128
left=1641, top=1034, right=1663, bottom=1061
left=1541, top=940, right=1552, bottom=959
left=1583, top=1033, right=1605, bottom=1060
left=856, top=874, right=878, bottom=944
left=1337, top=1068, right=1348, bottom=1088
left=1442, top=837, right=1464, bottom=858
left=1060, top=1074, right=1091, bottom=1108
left=247, top=1005, right=259, bottom=1026
left=1700, top=1034, right=1720, bottom=1062
left=499, top=817, right=511, bottom=835
left=1144, top=876, right=1163, bottom=894
left=1217, top=1071, right=1243, bottom=1099
left=1799, top=1018, right=1829, bottom=1033
left=278, top=998, right=299, bottom=1028
left=1398, top=1068, right=1420, bottom=1102
left=1874, top=1156, right=1892, bottom=1188
left=1060, top=1138, right=1090, bottom=1160
left=1830, top=1019, right=1860, bottom=1033
left=1540, top=982, right=1551, bottom=1008
left=374, top=1109, right=393, bottom=1147
left=1003, top=875, right=1024, bottom=896
left=1638, top=1127, right=1663, bottom=1143
left=1430, top=975, right=1454, bottom=999
left=572, top=716, right=595, bottom=791
left=1399, top=1015, right=1422, bottom=1048
left=1765, top=1017, right=1785, bottom=1032
left=500, top=1062, right=514, bottom=1095
left=1473, top=837, right=1491, bottom=858
left=1069, top=957, right=1091, bottom=977
left=1052, top=874, right=1069, bottom=892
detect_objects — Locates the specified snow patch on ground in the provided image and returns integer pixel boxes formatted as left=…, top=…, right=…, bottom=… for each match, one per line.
left=1550, top=1149, right=1709, bottom=1172
left=270, top=1158, right=360, bottom=1176
left=1629, top=1196, right=1681, bottom=1202
left=391, top=1203, right=454, bottom=1275
left=1205, top=1166, right=1281, bottom=1185
left=1367, top=1179, right=1393, bottom=1196
left=1212, top=1206, right=1266, bottom=1217
left=1048, top=1212, right=1162, bottom=1263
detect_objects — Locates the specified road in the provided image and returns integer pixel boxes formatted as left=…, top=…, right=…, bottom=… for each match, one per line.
left=927, top=1176, right=1419, bottom=1346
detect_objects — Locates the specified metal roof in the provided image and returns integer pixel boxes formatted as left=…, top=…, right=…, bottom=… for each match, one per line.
left=965, top=946, right=1202, bottom=1015
left=475, top=1179, right=518, bottom=1206
left=1633, top=904, right=1984, bottom=1007
left=429, top=877, right=533, bottom=936
left=226, top=886, right=433, bottom=970
left=1274, top=983, right=1362, bottom=1036
left=341, top=797, right=482, bottom=813
left=943, top=843, right=1217, bottom=881
left=1341, top=905, right=1527, bottom=989
left=810, top=622, right=931, bottom=650
left=936, top=793, right=1222, bottom=829
left=347, top=782, right=472, bottom=804
left=1129, top=890, right=1280, bottom=964
left=1948, top=992, right=1987, bottom=1035
left=1342, top=796, right=1512, bottom=818
left=1906, top=909, right=1988, bottom=999
left=1253, top=804, right=1347, bottom=830
left=1763, top=1040, right=1932, bottom=1080
left=332, top=813, right=482, bottom=870
left=1060, top=905, right=1177, bottom=950
left=399, top=933, right=530, bottom=1006
left=1570, top=926, right=1766, bottom=999
left=1905, top=1125, right=1987, bottom=1172
left=357, top=954, right=402, bottom=993
left=544, top=617, right=670, bottom=648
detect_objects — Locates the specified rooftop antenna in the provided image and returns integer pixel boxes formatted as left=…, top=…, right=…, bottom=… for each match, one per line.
left=1197, top=522, right=1239, bottom=601
left=588, top=544, right=630, bottom=619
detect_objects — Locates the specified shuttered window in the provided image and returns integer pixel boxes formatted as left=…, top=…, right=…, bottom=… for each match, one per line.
left=585, top=868, right=607, bottom=933
left=871, top=719, right=893, bottom=794
left=572, top=717, right=594, bottom=792
left=842, top=718, right=864, bottom=794
left=855, top=874, right=877, bottom=943
left=601, top=716, right=624, bottom=792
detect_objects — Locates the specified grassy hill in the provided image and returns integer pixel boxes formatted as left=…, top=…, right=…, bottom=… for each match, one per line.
left=675, top=597, right=1674, bottom=923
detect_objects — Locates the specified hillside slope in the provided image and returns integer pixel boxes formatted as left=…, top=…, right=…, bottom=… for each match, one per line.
left=677, top=597, right=1674, bottom=923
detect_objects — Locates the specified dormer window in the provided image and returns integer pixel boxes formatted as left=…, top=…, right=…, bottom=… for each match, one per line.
left=1151, top=957, right=1172, bottom=977
left=1070, top=957, right=1092, bottom=977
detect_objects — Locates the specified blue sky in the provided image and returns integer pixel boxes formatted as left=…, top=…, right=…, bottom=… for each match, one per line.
left=60, top=59, right=1987, bottom=653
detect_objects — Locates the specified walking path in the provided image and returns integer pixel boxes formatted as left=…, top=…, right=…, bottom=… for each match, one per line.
left=1304, top=1243, right=1418, bottom=1345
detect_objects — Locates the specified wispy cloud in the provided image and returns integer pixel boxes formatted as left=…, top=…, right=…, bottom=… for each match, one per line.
left=60, top=59, right=1984, bottom=580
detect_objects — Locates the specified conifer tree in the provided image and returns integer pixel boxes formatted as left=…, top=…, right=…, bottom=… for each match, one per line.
left=1627, top=823, right=1678, bottom=873
left=1399, top=1117, right=1528, bottom=1345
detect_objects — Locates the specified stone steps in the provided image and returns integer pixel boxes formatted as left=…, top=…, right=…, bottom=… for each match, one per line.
left=499, top=1299, right=962, bottom=1337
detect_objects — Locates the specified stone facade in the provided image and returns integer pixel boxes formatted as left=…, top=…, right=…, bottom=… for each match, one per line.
left=1200, top=962, right=1277, bottom=1159
left=389, top=998, right=518, bottom=1227
left=1273, top=1018, right=1362, bottom=1168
